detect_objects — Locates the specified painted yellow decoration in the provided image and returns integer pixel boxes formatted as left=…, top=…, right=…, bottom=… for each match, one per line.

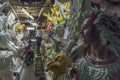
left=64, top=2, right=70, bottom=9
left=15, top=24, right=25, bottom=33
left=56, top=17, right=64, bottom=23
left=43, top=13, right=48, bottom=17
left=65, top=11, right=70, bottom=18
left=43, top=13, right=53, bottom=22
left=53, top=6, right=60, bottom=12
left=17, top=24, right=25, bottom=30
left=51, top=6, right=60, bottom=16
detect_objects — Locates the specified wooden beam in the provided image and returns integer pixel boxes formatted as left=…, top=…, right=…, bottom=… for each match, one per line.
left=11, top=3, right=52, bottom=7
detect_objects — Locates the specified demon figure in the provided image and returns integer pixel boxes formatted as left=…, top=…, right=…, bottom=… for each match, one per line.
left=48, top=0, right=120, bottom=79
left=48, top=8, right=120, bottom=80
left=74, top=9, right=120, bottom=80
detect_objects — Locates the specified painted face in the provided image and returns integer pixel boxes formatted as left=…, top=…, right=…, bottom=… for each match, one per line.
left=82, top=17, right=95, bottom=43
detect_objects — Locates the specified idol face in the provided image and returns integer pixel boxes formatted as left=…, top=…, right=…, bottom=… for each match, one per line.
left=82, top=17, right=95, bottom=44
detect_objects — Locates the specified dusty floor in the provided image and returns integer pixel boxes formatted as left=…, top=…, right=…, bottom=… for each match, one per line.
left=20, top=63, right=39, bottom=80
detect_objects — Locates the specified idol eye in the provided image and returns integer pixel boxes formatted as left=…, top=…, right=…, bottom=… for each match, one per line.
left=106, top=41, right=110, bottom=45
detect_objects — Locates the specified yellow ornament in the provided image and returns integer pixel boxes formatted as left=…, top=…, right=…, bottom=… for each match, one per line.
left=15, top=24, right=25, bottom=33
left=65, top=11, right=70, bottom=17
left=53, top=6, right=60, bottom=12
left=64, top=2, right=70, bottom=9
left=43, top=13, right=48, bottom=17
left=43, top=13, right=53, bottom=22
left=51, top=6, right=60, bottom=16
left=17, top=24, right=25, bottom=30
left=56, top=17, right=64, bottom=23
